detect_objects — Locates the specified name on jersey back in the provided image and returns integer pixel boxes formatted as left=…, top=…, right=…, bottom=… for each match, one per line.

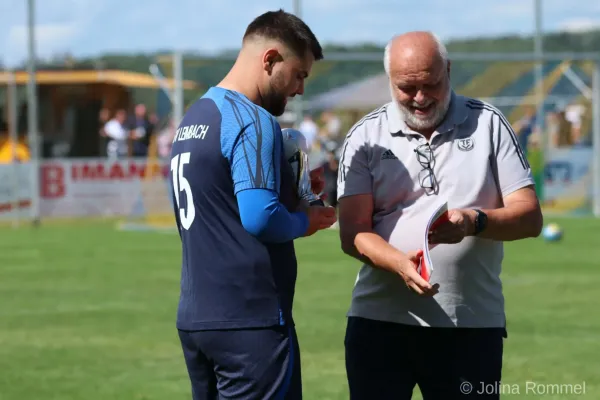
left=173, top=124, right=209, bottom=142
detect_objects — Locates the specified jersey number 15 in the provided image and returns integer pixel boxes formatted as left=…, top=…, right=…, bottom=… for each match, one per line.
left=171, top=152, right=195, bottom=230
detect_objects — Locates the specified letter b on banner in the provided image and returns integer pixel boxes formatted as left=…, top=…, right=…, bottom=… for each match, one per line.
left=41, top=164, right=65, bottom=198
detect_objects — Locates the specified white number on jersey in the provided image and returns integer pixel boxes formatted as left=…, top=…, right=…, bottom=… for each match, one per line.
left=171, top=152, right=196, bottom=230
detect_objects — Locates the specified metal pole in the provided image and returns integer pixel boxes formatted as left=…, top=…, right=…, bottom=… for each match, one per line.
left=173, top=51, right=183, bottom=126
left=533, top=0, right=546, bottom=177
left=292, top=0, right=304, bottom=127
left=592, top=61, right=600, bottom=216
left=27, top=0, right=40, bottom=226
left=149, top=64, right=175, bottom=103
left=561, top=64, right=593, bottom=99
left=8, top=70, right=19, bottom=227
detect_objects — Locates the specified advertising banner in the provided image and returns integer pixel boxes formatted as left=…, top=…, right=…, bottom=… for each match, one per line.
left=0, top=158, right=169, bottom=220
left=0, top=150, right=594, bottom=220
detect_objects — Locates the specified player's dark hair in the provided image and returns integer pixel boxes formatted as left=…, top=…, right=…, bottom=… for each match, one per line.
left=243, top=9, right=323, bottom=61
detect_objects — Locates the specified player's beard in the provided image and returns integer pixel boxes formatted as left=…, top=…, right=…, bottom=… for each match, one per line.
left=391, top=85, right=452, bottom=131
left=263, top=70, right=288, bottom=117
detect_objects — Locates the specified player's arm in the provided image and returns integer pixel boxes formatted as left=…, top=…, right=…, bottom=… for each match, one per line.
left=337, top=127, right=418, bottom=275
left=230, top=119, right=308, bottom=243
left=468, top=112, right=543, bottom=240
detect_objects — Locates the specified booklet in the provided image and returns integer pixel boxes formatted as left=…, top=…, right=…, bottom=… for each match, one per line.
left=418, top=201, right=449, bottom=281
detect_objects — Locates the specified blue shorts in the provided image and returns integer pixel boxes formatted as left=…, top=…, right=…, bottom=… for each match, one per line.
left=345, top=317, right=506, bottom=400
left=178, top=325, right=301, bottom=400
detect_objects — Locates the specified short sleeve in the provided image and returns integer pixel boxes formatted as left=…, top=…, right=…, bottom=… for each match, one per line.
left=230, top=115, right=281, bottom=195
left=103, top=120, right=125, bottom=140
left=337, top=123, right=372, bottom=199
left=492, top=111, right=535, bottom=197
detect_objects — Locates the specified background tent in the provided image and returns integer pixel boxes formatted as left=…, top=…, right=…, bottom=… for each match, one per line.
left=307, top=73, right=391, bottom=111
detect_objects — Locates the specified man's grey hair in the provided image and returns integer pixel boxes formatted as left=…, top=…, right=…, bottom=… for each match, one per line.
left=383, top=32, right=448, bottom=76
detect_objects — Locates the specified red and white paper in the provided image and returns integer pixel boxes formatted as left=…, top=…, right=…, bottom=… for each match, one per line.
left=418, top=201, right=449, bottom=281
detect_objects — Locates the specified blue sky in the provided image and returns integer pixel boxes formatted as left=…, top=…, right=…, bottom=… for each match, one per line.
left=1, top=0, right=599, bottom=67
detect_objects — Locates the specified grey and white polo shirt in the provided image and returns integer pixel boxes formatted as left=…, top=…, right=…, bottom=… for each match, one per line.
left=337, top=91, right=534, bottom=328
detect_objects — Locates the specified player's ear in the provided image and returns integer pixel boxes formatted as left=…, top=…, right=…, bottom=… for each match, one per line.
left=446, top=59, right=451, bottom=78
left=262, top=48, right=282, bottom=74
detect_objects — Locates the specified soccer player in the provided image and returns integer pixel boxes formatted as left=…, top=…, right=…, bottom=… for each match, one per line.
left=169, top=9, right=336, bottom=400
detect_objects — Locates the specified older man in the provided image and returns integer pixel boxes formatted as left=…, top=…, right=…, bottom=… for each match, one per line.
left=337, top=31, right=543, bottom=399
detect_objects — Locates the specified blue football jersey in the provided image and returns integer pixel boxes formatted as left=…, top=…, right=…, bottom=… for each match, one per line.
left=169, top=87, right=301, bottom=330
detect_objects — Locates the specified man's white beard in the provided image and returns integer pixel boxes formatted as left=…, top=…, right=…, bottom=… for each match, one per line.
left=390, top=86, right=452, bottom=131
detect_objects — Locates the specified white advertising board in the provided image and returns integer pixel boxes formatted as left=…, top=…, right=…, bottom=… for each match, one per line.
left=0, top=158, right=170, bottom=220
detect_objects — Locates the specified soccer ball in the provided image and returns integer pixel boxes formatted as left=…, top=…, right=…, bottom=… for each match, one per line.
left=542, top=223, right=563, bottom=242
left=281, top=128, right=308, bottom=185
left=281, top=128, right=309, bottom=158
left=281, top=128, right=323, bottom=206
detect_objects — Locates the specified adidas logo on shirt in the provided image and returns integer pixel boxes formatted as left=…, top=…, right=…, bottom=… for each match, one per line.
left=381, top=149, right=398, bottom=160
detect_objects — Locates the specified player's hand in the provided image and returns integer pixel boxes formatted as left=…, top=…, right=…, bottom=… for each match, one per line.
left=296, top=199, right=310, bottom=213
left=303, top=206, right=337, bottom=237
left=428, top=209, right=476, bottom=245
left=397, top=250, right=439, bottom=296
left=310, top=166, right=326, bottom=200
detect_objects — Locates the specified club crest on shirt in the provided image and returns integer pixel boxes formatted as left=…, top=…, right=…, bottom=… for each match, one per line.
left=457, top=137, right=475, bottom=152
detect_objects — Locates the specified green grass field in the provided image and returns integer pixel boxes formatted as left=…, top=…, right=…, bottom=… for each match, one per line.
left=1, top=217, right=599, bottom=399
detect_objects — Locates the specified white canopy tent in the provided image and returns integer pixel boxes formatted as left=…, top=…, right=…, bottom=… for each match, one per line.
left=307, top=73, right=391, bottom=111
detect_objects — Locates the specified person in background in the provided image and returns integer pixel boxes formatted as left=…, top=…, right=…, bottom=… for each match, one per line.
left=565, top=100, right=585, bottom=144
left=98, top=108, right=110, bottom=156
left=554, top=108, right=574, bottom=148
left=298, top=114, right=318, bottom=150
left=513, top=106, right=536, bottom=157
left=127, top=104, right=154, bottom=157
left=317, top=110, right=342, bottom=154
left=320, top=110, right=342, bottom=140
left=103, top=109, right=129, bottom=159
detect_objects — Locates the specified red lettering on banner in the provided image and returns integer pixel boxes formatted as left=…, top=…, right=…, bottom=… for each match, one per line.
left=73, top=164, right=106, bottom=180
left=70, top=160, right=168, bottom=181
left=41, top=164, right=65, bottom=198
left=128, top=163, right=146, bottom=179
left=109, top=163, right=125, bottom=179
left=0, top=199, right=31, bottom=213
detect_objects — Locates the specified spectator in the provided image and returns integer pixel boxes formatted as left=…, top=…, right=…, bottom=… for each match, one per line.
left=98, top=108, right=110, bottom=156
left=127, top=104, right=155, bottom=157
left=103, top=109, right=129, bottom=159
left=298, top=114, right=318, bottom=150
left=318, top=110, right=342, bottom=152
left=320, top=110, right=342, bottom=139
left=565, top=100, right=585, bottom=144
left=554, top=109, right=574, bottom=148
left=513, top=106, right=536, bottom=157
left=99, top=108, right=110, bottom=126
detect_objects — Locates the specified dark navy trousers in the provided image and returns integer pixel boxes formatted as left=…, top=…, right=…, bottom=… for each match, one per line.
left=345, top=316, right=506, bottom=400
left=179, top=324, right=301, bottom=400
